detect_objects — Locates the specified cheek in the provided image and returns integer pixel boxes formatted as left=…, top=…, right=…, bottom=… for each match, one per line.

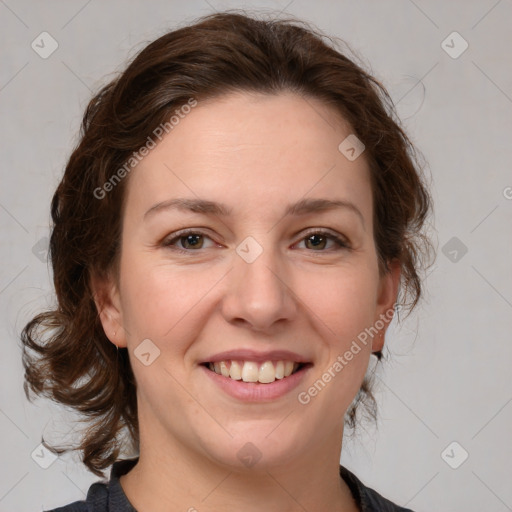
left=118, top=251, right=229, bottom=343
left=292, top=266, right=378, bottom=399
left=293, top=263, right=380, bottom=338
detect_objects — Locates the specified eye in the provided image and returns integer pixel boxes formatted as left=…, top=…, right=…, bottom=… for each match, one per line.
left=162, top=228, right=350, bottom=254
left=295, top=230, right=349, bottom=251
left=162, top=229, right=217, bottom=252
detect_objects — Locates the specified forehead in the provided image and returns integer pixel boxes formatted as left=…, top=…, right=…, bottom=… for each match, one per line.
left=125, top=91, right=373, bottom=223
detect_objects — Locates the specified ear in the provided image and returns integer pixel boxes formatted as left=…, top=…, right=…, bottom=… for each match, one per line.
left=372, top=260, right=401, bottom=353
left=90, top=271, right=127, bottom=348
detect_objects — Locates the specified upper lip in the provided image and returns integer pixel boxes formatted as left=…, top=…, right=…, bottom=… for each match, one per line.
left=201, top=349, right=312, bottom=364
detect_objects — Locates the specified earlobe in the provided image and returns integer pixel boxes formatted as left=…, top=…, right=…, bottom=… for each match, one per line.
left=373, top=260, right=401, bottom=353
left=90, top=273, right=127, bottom=348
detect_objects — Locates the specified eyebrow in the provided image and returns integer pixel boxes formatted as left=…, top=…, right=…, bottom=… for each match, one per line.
left=144, top=197, right=365, bottom=226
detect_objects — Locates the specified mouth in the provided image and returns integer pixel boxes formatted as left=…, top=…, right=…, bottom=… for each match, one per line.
left=201, top=360, right=310, bottom=384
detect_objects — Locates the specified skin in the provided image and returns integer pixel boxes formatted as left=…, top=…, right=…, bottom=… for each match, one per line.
left=94, top=91, right=400, bottom=512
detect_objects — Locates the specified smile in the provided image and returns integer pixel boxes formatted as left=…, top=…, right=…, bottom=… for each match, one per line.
left=205, top=360, right=304, bottom=384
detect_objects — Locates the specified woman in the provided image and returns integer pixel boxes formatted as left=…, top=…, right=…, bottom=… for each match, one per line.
left=22, top=11, right=433, bottom=512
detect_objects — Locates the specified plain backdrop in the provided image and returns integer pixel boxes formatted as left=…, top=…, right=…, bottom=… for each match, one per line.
left=1, top=1, right=511, bottom=511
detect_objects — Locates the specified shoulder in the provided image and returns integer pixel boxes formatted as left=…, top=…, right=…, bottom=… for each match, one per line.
left=340, top=465, right=415, bottom=512
left=44, top=481, right=108, bottom=512
left=43, top=459, right=138, bottom=512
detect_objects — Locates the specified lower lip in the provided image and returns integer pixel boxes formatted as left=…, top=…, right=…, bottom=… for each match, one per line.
left=201, top=364, right=312, bottom=402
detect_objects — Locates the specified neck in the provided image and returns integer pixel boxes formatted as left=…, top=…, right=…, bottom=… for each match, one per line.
left=120, top=422, right=358, bottom=512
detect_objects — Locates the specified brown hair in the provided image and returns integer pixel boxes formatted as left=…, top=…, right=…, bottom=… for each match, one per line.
left=21, top=10, right=433, bottom=476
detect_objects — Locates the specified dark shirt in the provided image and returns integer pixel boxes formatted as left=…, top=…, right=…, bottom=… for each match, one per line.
left=46, top=458, right=414, bottom=512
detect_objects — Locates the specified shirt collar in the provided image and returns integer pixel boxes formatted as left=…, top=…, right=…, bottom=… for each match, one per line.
left=108, top=458, right=138, bottom=511
left=106, top=458, right=369, bottom=511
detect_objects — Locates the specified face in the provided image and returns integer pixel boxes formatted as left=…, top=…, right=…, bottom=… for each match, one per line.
left=96, top=91, right=399, bottom=471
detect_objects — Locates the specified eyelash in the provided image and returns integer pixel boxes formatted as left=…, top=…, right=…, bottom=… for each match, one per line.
left=161, top=228, right=350, bottom=255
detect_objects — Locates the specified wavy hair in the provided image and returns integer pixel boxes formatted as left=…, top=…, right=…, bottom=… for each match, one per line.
left=21, top=11, right=434, bottom=476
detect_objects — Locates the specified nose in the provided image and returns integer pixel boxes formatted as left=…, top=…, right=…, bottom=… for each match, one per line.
left=220, top=243, right=298, bottom=332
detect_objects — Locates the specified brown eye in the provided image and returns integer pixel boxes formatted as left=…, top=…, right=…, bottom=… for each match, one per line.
left=297, top=230, right=349, bottom=252
left=162, top=230, right=217, bottom=252
left=180, top=234, right=204, bottom=249
left=304, top=234, right=328, bottom=250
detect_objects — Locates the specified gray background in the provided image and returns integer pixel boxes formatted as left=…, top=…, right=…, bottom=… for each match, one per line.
left=1, top=1, right=511, bottom=511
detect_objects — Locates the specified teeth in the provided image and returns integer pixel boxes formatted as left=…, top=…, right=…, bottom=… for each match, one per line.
left=208, top=360, right=302, bottom=384
left=241, top=362, right=259, bottom=382
left=229, top=361, right=242, bottom=380
left=275, top=360, right=285, bottom=379
left=258, top=361, right=276, bottom=383
left=219, top=361, right=230, bottom=377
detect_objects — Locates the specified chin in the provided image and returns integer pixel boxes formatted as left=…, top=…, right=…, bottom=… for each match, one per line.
left=194, top=421, right=309, bottom=472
